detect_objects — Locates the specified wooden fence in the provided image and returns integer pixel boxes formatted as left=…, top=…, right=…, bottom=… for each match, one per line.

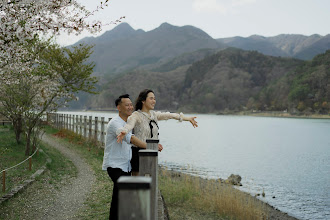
left=47, top=113, right=111, bottom=146
left=47, top=113, right=161, bottom=219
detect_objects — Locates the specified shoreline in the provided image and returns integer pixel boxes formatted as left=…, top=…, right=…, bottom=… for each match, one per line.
left=161, top=167, right=300, bottom=220
left=59, top=109, right=330, bottom=119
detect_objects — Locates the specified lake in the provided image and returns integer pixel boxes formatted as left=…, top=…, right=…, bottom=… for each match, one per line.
left=59, top=111, right=330, bottom=220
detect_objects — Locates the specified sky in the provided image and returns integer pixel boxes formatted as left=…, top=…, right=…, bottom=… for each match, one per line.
left=56, top=0, right=330, bottom=46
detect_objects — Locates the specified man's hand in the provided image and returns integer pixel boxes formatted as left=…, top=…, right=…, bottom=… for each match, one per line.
left=117, top=131, right=127, bottom=143
left=158, top=143, right=163, bottom=152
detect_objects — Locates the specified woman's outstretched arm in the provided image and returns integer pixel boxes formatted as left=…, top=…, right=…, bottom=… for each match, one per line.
left=155, top=112, right=198, bottom=128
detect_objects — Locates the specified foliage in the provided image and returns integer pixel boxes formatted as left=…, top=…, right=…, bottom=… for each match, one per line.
left=255, top=50, right=330, bottom=113
left=0, top=0, right=121, bottom=155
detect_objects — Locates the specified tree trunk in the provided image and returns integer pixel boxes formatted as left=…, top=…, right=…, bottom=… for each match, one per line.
left=13, top=116, right=23, bottom=144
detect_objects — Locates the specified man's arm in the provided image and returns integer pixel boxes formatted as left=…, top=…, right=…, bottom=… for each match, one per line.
left=130, top=136, right=163, bottom=152
left=130, top=136, right=147, bottom=149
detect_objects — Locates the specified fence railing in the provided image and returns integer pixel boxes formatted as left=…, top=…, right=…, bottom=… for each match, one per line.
left=47, top=112, right=160, bottom=219
left=47, top=113, right=111, bottom=146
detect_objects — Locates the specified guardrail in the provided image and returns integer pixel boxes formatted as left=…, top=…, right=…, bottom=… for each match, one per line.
left=47, top=113, right=110, bottom=146
left=47, top=113, right=161, bottom=219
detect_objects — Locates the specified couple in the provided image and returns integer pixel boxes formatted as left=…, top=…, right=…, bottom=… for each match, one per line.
left=102, top=89, right=198, bottom=220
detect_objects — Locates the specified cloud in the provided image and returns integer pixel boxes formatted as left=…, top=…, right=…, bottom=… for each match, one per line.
left=192, top=0, right=257, bottom=14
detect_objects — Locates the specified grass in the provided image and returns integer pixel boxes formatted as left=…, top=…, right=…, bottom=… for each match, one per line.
left=0, top=125, right=48, bottom=196
left=0, top=125, right=77, bottom=219
left=159, top=169, right=269, bottom=220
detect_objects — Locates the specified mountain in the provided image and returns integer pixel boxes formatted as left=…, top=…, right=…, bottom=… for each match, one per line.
left=65, top=23, right=329, bottom=113
left=75, top=22, right=224, bottom=76
left=217, top=34, right=330, bottom=60
left=179, top=48, right=304, bottom=112
left=79, top=48, right=305, bottom=113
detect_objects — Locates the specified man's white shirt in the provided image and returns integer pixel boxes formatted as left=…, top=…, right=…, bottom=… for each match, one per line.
left=102, top=115, right=132, bottom=172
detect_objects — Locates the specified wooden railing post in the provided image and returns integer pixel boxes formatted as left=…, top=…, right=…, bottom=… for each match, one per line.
left=118, top=176, right=151, bottom=220
left=70, top=114, right=73, bottom=131
left=69, top=114, right=72, bottom=131
left=146, top=139, right=159, bottom=150
left=57, top=113, right=60, bottom=129
left=84, top=116, right=87, bottom=138
left=101, top=117, right=105, bottom=145
left=60, top=114, right=64, bottom=129
left=75, top=115, right=78, bottom=134
left=89, top=116, right=92, bottom=140
left=55, top=114, right=58, bottom=129
left=139, top=146, right=158, bottom=220
left=79, top=115, right=83, bottom=135
left=94, top=117, right=98, bottom=141
left=2, top=170, right=5, bottom=192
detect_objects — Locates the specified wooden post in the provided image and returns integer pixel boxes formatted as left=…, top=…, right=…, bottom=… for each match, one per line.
left=146, top=139, right=159, bottom=150
left=71, top=115, right=74, bottom=132
left=66, top=114, right=69, bottom=130
left=118, top=176, right=151, bottom=220
left=94, top=117, right=98, bottom=141
left=84, top=116, right=87, bottom=138
left=69, top=114, right=71, bottom=131
left=80, top=115, right=83, bottom=136
left=139, top=149, right=158, bottom=220
left=2, top=170, right=5, bottom=192
left=57, top=113, right=59, bottom=129
left=58, top=114, right=61, bottom=129
left=101, top=117, right=105, bottom=145
left=29, top=157, right=32, bottom=170
left=89, top=116, right=92, bottom=140
left=61, top=114, right=64, bottom=129
left=76, top=115, right=79, bottom=134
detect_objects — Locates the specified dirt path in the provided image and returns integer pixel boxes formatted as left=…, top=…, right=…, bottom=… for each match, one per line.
left=35, top=134, right=96, bottom=220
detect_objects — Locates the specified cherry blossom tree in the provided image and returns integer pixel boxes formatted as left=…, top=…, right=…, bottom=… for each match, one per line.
left=0, top=0, right=123, bottom=155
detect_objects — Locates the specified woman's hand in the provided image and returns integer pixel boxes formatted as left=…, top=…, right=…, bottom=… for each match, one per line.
left=189, top=117, right=198, bottom=128
left=158, top=143, right=163, bottom=152
left=117, top=131, right=127, bottom=143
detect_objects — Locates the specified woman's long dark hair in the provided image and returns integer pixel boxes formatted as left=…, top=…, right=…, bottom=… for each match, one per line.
left=135, top=89, right=154, bottom=111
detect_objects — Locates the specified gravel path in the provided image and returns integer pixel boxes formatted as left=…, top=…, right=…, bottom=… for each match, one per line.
left=36, top=134, right=96, bottom=220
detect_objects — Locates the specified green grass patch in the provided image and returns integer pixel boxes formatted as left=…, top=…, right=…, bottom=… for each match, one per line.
left=0, top=125, right=48, bottom=197
left=159, top=169, right=269, bottom=220
left=0, top=125, right=77, bottom=219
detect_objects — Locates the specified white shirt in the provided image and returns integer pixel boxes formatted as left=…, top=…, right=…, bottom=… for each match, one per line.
left=102, top=116, right=133, bottom=172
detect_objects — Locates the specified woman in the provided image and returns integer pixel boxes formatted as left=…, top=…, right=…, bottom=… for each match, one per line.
left=116, top=89, right=198, bottom=174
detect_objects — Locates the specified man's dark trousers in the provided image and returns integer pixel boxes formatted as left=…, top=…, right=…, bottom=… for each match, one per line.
left=107, top=167, right=131, bottom=220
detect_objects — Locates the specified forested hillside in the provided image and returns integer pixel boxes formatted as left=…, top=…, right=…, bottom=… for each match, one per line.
left=69, top=48, right=328, bottom=114
left=254, top=50, right=330, bottom=113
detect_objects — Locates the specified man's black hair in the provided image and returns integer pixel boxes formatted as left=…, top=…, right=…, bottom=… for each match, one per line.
left=115, top=94, right=130, bottom=106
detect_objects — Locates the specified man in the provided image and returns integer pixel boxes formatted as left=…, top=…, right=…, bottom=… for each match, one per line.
left=102, top=94, right=145, bottom=220
left=102, top=94, right=162, bottom=220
